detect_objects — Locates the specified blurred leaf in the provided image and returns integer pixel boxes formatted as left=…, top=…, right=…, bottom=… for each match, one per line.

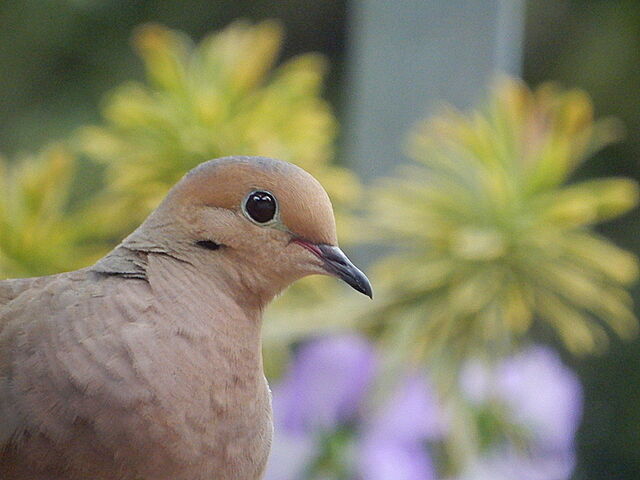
left=362, top=77, right=639, bottom=360
left=0, top=146, right=103, bottom=278
left=77, top=21, right=358, bottom=242
left=2, top=21, right=358, bottom=335
left=75, top=21, right=360, bottom=322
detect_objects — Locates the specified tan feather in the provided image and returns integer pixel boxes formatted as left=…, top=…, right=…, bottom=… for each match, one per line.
left=0, top=156, right=368, bottom=480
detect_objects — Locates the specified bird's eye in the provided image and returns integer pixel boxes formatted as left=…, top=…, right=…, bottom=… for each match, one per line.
left=244, top=190, right=277, bottom=224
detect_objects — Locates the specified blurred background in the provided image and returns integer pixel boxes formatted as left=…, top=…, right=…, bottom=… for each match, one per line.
left=1, top=1, right=639, bottom=479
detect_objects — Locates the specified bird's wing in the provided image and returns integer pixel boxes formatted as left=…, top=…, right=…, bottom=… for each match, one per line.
left=0, top=243, right=156, bottom=458
left=0, top=266, right=157, bottom=472
left=0, top=270, right=111, bottom=451
left=0, top=273, right=77, bottom=447
left=0, top=276, right=47, bottom=308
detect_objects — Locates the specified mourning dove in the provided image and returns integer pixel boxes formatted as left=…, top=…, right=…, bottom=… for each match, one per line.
left=0, top=156, right=372, bottom=480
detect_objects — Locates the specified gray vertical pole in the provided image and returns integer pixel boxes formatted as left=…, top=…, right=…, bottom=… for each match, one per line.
left=343, top=0, right=526, bottom=183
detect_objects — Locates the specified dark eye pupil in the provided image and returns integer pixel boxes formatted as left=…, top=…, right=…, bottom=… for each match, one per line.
left=245, top=191, right=276, bottom=223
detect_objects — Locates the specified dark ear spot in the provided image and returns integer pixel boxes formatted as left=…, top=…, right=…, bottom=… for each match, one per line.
left=196, top=240, right=222, bottom=251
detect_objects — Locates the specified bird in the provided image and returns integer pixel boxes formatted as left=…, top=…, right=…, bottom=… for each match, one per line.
left=0, top=156, right=372, bottom=480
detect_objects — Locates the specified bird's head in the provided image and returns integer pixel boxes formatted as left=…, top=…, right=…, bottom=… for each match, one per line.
left=152, top=156, right=372, bottom=301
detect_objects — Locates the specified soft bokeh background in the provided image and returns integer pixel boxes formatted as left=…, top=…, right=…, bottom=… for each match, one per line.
left=1, top=1, right=639, bottom=479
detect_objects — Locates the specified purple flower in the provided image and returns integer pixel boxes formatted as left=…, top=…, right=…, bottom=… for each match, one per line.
left=356, top=374, right=443, bottom=480
left=273, top=334, right=377, bottom=434
left=458, top=345, right=583, bottom=480
left=495, top=346, right=582, bottom=450
left=456, top=447, right=576, bottom=480
left=357, top=439, right=437, bottom=480
left=363, top=374, right=447, bottom=444
left=265, top=335, right=441, bottom=480
left=264, top=334, right=377, bottom=480
left=263, top=429, right=316, bottom=480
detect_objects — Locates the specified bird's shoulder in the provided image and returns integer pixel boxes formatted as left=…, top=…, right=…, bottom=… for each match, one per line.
left=0, top=275, right=53, bottom=308
left=0, top=267, right=155, bottom=458
left=0, top=243, right=154, bottom=326
left=91, top=245, right=149, bottom=280
left=0, top=269, right=100, bottom=323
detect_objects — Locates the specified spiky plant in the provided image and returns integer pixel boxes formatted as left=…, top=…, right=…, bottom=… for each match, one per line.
left=75, top=21, right=361, bottom=326
left=367, top=78, right=639, bottom=359
left=0, top=146, right=102, bottom=278
left=78, top=21, right=359, bottom=241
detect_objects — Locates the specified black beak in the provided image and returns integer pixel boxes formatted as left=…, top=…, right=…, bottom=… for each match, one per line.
left=316, top=244, right=373, bottom=299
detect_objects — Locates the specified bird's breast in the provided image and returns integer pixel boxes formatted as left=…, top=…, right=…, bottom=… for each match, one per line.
left=2, top=268, right=273, bottom=480
left=120, top=312, right=273, bottom=480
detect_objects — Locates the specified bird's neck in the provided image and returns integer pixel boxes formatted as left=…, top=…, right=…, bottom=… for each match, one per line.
left=94, top=205, right=290, bottom=312
left=142, top=252, right=268, bottom=399
left=149, top=250, right=269, bottom=320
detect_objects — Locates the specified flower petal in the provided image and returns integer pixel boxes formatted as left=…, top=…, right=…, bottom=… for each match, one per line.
left=273, top=334, right=376, bottom=434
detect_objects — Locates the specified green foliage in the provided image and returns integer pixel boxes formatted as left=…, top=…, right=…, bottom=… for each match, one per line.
left=78, top=21, right=359, bottom=239
left=0, top=21, right=357, bottom=306
left=0, top=146, right=101, bottom=278
left=1, top=21, right=638, bottom=365
left=1, top=20, right=638, bottom=479
left=366, top=78, right=639, bottom=358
